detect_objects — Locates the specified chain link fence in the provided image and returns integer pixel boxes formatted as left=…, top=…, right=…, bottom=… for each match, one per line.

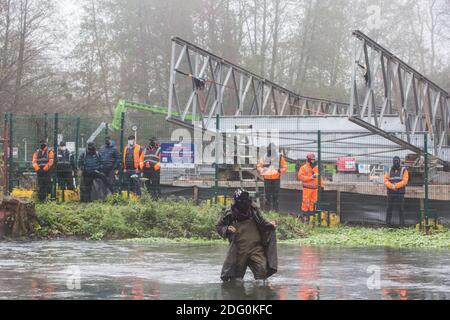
left=2, top=111, right=195, bottom=200
left=198, top=116, right=450, bottom=228
left=3, top=112, right=449, bottom=229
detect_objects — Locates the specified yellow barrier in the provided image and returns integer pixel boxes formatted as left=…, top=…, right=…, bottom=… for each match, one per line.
left=11, top=188, right=34, bottom=199
left=11, top=188, right=140, bottom=202
left=308, top=211, right=340, bottom=227
left=121, top=191, right=139, bottom=202
left=11, top=188, right=80, bottom=202
left=56, top=189, right=80, bottom=202
left=415, top=219, right=444, bottom=233
left=206, top=195, right=233, bottom=206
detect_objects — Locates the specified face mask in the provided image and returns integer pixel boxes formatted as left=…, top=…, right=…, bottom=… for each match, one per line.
left=309, top=160, right=316, bottom=167
left=105, top=140, right=111, bottom=146
left=236, top=199, right=251, bottom=212
left=128, top=140, right=135, bottom=147
left=394, top=161, right=400, bottom=168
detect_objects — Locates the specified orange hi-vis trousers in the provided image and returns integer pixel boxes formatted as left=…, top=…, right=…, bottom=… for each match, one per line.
left=302, top=188, right=318, bottom=212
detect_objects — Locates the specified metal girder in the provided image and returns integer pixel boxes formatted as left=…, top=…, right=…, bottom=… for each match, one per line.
left=166, top=33, right=449, bottom=163
left=167, top=36, right=350, bottom=129
left=349, top=116, right=448, bottom=166
left=349, top=30, right=450, bottom=157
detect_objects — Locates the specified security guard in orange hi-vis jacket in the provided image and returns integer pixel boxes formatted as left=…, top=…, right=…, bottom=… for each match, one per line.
left=143, top=137, right=161, bottom=200
left=32, top=140, right=55, bottom=202
left=257, top=143, right=288, bottom=212
left=297, top=153, right=324, bottom=221
left=384, top=156, right=409, bottom=227
left=123, top=135, right=144, bottom=196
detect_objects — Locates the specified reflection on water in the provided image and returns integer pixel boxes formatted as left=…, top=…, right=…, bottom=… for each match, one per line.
left=296, top=247, right=320, bottom=300
left=0, top=241, right=449, bottom=300
left=219, top=282, right=280, bottom=300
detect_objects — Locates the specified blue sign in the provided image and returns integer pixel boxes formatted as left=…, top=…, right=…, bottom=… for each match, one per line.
left=160, top=143, right=195, bottom=168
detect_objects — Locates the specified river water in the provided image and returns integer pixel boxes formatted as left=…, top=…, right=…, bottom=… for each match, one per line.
left=0, top=241, right=449, bottom=300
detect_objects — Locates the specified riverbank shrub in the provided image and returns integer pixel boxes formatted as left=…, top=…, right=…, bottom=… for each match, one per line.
left=32, top=197, right=450, bottom=247
left=35, top=197, right=308, bottom=240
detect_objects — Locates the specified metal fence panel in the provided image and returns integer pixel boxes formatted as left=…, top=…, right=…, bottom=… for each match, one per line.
left=3, top=112, right=449, bottom=229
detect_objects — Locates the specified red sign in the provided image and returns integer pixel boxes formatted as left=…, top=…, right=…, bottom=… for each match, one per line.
left=337, top=157, right=357, bottom=172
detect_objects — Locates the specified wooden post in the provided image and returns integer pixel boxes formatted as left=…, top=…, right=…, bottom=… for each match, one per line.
left=193, top=186, right=199, bottom=205
left=0, top=198, right=37, bottom=238
left=419, top=198, right=424, bottom=231
left=336, top=190, right=341, bottom=218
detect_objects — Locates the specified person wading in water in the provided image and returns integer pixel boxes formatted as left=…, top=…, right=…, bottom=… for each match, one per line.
left=216, top=188, right=278, bottom=282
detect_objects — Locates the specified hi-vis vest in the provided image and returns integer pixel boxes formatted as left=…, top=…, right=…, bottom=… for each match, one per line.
left=57, top=149, right=71, bottom=166
left=32, top=148, right=54, bottom=172
left=123, top=145, right=144, bottom=171
left=263, top=153, right=280, bottom=170
left=257, top=153, right=287, bottom=180
left=388, top=167, right=407, bottom=194
left=37, top=150, right=50, bottom=166
left=298, top=162, right=323, bottom=190
left=144, top=146, right=161, bottom=171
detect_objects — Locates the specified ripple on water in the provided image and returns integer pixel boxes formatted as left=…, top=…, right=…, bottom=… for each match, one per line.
left=1, top=241, right=450, bottom=300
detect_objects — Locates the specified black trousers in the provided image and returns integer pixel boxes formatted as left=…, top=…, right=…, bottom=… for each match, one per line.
left=123, top=171, right=142, bottom=196
left=102, top=169, right=116, bottom=193
left=80, top=172, right=109, bottom=202
left=36, top=171, right=52, bottom=202
left=143, top=169, right=161, bottom=199
left=386, top=193, right=405, bottom=226
left=57, top=169, right=74, bottom=190
left=264, top=179, right=280, bottom=212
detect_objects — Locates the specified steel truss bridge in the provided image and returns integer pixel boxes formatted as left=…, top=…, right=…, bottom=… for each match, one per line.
left=167, top=31, right=450, bottom=164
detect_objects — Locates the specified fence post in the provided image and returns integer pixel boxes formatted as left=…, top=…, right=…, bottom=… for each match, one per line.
left=317, top=130, right=322, bottom=226
left=51, top=113, right=59, bottom=202
left=214, top=114, right=220, bottom=204
left=119, top=112, right=125, bottom=190
left=3, top=113, right=8, bottom=195
left=105, top=123, right=109, bottom=141
left=74, top=117, right=80, bottom=192
left=8, top=113, right=13, bottom=193
left=193, top=185, right=199, bottom=205
left=424, top=133, right=430, bottom=234
left=44, top=113, right=48, bottom=142
left=336, top=190, right=341, bottom=219
left=75, top=117, right=80, bottom=168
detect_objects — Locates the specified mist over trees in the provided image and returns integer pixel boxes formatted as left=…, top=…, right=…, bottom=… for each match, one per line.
left=1, top=0, right=449, bottom=116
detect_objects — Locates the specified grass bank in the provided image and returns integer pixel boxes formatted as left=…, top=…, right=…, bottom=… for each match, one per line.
left=35, top=194, right=306, bottom=241
left=34, top=195, right=450, bottom=248
left=283, top=226, right=450, bottom=248
left=123, top=226, right=450, bottom=248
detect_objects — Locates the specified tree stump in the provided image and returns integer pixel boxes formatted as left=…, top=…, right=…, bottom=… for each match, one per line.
left=0, top=197, right=37, bottom=238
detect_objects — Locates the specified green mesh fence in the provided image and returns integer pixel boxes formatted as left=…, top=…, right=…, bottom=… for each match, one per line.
left=3, top=111, right=188, bottom=199
left=3, top=111, right=449, bottom=230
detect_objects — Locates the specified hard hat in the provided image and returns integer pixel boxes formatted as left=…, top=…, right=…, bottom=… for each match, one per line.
left=233, top=188, right=250, bottom=203
left=307, top=153, right=316, bottom=161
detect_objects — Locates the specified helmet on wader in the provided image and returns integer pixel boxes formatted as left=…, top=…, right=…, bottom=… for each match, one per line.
left=233, top=188, right=251, bottom=204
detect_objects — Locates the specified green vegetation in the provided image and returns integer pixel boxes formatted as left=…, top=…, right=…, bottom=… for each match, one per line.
left=284, top=226, right=450, bottom=248
left=35, top=194, right=307, bottom=241
left=34, top=195, right=450, bottom=248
